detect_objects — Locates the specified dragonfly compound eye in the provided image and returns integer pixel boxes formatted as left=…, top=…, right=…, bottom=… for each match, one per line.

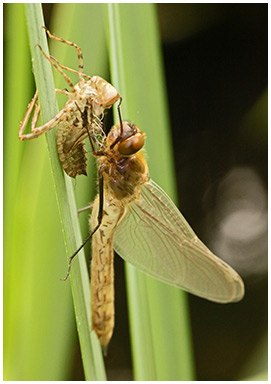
left=118, top=133, right=145, bottom=156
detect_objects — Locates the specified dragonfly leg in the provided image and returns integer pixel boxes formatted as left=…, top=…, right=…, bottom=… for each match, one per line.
left=18, top=90, right=39, bottom=139
left=109, top=98, right=124, bottom=150
left=77, top=204, right=93, bottom=216
left=18, top=89, right=72, bottom=141
left=61, top=175, right=104, bottom=281
left=55, top=88, right=72, bottom=97
left=117, top=97, right=123, bottom=136
left=43, top=26, right=84, bottom=80
left=35, top=107, right=67, bottom=137
left=36, top=43, right=75, bottom=91
left=50, top=55, right=92, bottom=80
left=30, top=98, right=40, bottom=131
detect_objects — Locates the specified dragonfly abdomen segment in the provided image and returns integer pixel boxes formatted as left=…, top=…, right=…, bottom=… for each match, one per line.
left=91, top=240, right=114, bottom=347
left=90, top=194, right=124, bottom=347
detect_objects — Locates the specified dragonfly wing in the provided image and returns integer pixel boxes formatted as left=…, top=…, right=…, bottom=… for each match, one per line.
left=113, top=179, right=244, bottom=303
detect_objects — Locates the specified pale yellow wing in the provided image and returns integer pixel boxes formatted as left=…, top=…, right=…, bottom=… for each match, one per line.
left=113, top=179, right=244, bottom=303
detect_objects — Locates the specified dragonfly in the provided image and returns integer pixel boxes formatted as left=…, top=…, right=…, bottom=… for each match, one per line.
left=18, top=27, right=120, bottom=178
left=66, top=118, right=245, bottom=348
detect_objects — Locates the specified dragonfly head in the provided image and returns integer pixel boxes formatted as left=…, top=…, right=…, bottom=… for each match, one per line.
left=108, top=121, right=145, bottom=156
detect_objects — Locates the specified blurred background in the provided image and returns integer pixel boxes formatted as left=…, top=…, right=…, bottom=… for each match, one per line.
left=159, top=4, right=268, bottom=381
left=4, top=3, right=267, bottom=381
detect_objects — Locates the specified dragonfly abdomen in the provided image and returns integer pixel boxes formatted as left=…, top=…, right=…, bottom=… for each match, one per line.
left=90, top=195, right=124, bottom=347
left=90, top=238, right=114, bottom=347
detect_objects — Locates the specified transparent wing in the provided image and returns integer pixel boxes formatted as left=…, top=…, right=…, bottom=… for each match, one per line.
left=113, top=179, right=244, bottom=303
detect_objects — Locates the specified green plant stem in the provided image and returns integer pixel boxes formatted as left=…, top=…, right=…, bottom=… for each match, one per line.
left=24, top=4, right=106, bottom=380
left=107, top=3, right=195, bottom=381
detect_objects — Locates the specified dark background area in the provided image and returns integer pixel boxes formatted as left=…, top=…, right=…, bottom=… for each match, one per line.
left=159, top=4, right=267, bottom=380
left=42, top=3, right=267, bottom=381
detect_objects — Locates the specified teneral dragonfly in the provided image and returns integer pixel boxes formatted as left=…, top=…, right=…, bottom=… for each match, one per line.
left=83, top=120, right=245, bottom=347
left=18, top=27, right=120, bottom=178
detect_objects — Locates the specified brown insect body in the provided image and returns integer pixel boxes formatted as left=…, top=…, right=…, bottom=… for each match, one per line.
left=90, top=122, right=148, bottom=347
left=18, top=29, right=120, bottom=178
left=56, top=76, right=120, bottom=178
left=19, top=29, right=245, bottom=353
left=101, top=122, right=148, bottom=200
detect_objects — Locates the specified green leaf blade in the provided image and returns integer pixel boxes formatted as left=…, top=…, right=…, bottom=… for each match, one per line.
left=107, top=3, right=195, bottom=381
left=22, top=4, right=106, bottom=380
